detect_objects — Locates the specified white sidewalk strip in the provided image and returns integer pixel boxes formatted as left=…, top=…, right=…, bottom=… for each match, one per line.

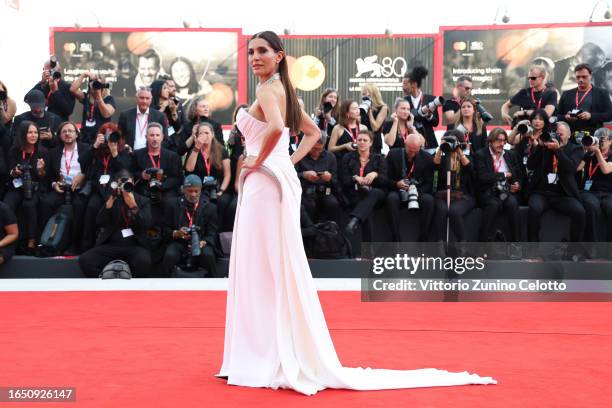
left=0, top=278, right=362, bottom=292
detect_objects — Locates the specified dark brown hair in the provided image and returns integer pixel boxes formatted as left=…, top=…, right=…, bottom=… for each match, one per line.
left=250, top=31, right=302, bottom=134
left=338, top=100, right=358, bottom=129
left=487, top=127, right=508, bottom=144
left=198, top=122, right=224, bottom=170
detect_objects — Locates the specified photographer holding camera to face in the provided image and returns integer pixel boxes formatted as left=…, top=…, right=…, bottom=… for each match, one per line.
left=314, top=88, right=340, bottom=139
left=79, top=169, right=153, bottom=278
left=443, top=76, right=472, bottom=129
left=151, top=79, right=183, bottom=139
left=474, top=128, right=522, bottom=242
left=557, top=63, right=612, bottom=136
left=296, top=135, right=342, bottom=226
left=501, top=65, right=558, bottom=126
left=578, top=128, right=612, bottom=242
left=432, top=129, right=476, bottom=242
left=385, top=132, right=434, bottom=242
left=359, top=83, right=388, bottom=154
left=527, top=121, right=585, bottom=242
left=340, top=130, right=388, bottom=238
left=0, top=80, right=17, bottom=129
left=79, top=123, right=133, bottom=251
left=10, top=89, right=61, bottom=150
left=454, top=97, right=488, bottom=155
left=70, top=72, right=116, bottom=144
left=4, top=121, right=50, bottom=254
left=30, top=56, right=75, bottom=122
left=402, top=66, right=441, bottom=149
left=329, top=100, right=367, bottom=163
left=161, top=174, right=218, bottom=277
left=383, top=98, right=416, bottom=149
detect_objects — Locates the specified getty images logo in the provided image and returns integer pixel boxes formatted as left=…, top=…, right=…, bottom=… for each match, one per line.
left=371, top=254, right=487, bottom=275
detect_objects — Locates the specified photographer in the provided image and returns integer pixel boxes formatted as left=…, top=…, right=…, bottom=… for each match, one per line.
left=383, top=98, right=415, bottom=149
left=0, top=201, right=18, bottom=265
left=474, top=128, right=522, bottom=242
left=578, top=128, right=612, bottom=242
left=30, top=57, right=75, bottom=122
left=185, top=122, right=231, bottom=226
left=4, top=121, right=50, bottom=254
left=557, top=63, right=612, bottom=136
left=176, top=96, right=223, bottom=155
left=70, top=72, right=116, bottom=144
left=151, top=79, right=183, bottom=140
left=385, top=133, right=434, bottom=242
left=454, top=97, right=488, bottom=155
left=78, top=169, right=153, bottom=278
left=314, top=88, right=340, bottom=139
left=443, top=76, right=472, bottom=129
left=296, top=135, right=341, bottom=225
left=328, top=100, right=367, bottom=163
left=118, top=87, right=168, bottom=151
left=10, top=90, right=61, bottom=149
left=432, top=129, right=476, bottom=242
left=39, top=121, right=90, bottom=254
left=402, top=66, right=440, bottom=149
left=359, top=83, right=388, bottom=154
left=340, top=130, right=388, bottom=238
left=161, top=175, right=218, bottom=277
left=501, top=65, right=557, bottom=126
left=527, top=121, right=585, bottom=242
left=79, top=123, right=133, bottom=250
left=132, top=122, right=183, bottom=206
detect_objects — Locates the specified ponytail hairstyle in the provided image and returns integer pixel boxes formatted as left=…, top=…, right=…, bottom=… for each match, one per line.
left=250, top=31, right=302, bottom=135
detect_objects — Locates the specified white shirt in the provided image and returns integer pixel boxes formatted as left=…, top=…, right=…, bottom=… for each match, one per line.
left=60, top=146, right=81, bottom=180
left=410, top=91, right=423, bottom=109
left=134, top=108, right=149, bottom=150
left=489, top=147, right=509, bottom=174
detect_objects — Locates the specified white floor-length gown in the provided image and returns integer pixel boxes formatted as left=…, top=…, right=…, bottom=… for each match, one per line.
left=216, top=107, right=497, bottom=395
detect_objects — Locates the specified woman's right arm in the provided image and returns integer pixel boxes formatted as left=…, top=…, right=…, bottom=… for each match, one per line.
left=70, top=73, right=87, bottom=102
left=185, top=148, right=199, bottom=173
left=384, top=119, right=399, bottom=147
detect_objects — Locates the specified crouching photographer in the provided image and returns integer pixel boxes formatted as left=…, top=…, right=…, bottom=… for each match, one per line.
left=474, top=128, right=522, bottom=242
left=78, top=169, right=153, bottom=278
left=385, top=133, right=434, bottom=242
left=162, top=175, right=218, bottom=277
left=296, top=135, right=342, bottom=225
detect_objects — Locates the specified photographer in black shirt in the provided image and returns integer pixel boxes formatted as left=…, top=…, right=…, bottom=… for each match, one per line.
left=502, top=65, right=557, bottom=126
left=30, top=56, right=75, bottom=122
left=70, top=72, right=116, bottom=144
left=10, top=90, right=61, bottom=149
left=442, top=76, right=472, bottom=129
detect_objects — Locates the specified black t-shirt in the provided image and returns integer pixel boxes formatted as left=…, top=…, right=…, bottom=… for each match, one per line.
left=80, top=93, right=116, bottom=144
left=0, top=201, right=17, bottom=241
left=185, top=147, right=229, bottom=181
left=510, top=88, right=557, bottom=111
left=583, top=153, right=612, bottom=193
left=382, top=120, right=411, bottom=149
left=443, top=99, right=461, bottom=113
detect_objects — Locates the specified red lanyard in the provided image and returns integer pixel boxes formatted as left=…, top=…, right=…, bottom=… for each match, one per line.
left=137, top=113, right=148, bottom=136
left=148, top=151, right=161, bottom=168
left=552, top=155, right=558, bottom=174
left=120, top=207, right=130, bottom=228
left=102, top=154, right=111, bottom=174
left=88, top=103, right=95, bottom=121
left=575, top=85, right=592, bottom=109
left=531, top=87, right=543, bottom=110
left=400, top=125, right=410, bottom=144
left=22, top=150, right=34, bottom=162
left=406, top=162, right=415, bottom=178
left=588, top=160, right=600, bottom=180
left=493, top=153, right=504, bottom=173
left=200, top=150, right=211, bottom=175
left=64, top=148, right=75, bottom=175
left=349, top=127, right=358, bottom=143
left=184, top=201, right=199, bottom=228
left=359, top=159, right=368, bottom=177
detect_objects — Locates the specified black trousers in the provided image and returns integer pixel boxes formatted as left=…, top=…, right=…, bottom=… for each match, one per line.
left=479, top=193, right=521, bottom=242
left=79, top=243, right=152, bottom=278
left=302, top=193, right=341, bottom=225
left=385, top=191, right=434, bottom=241
left=82, top=192, right=107, bottom=250
left=433, top=195, right=476, bottom=242
left=225, top=196, right=238, bottom=232
left=216, top=192, right=234, bottom=233
left=348, top=188, right=386, bottom=241
left=581, top=190, right=612, bottom=242
left=3, top=189, right=40, bottom=240
left=528, top=192, right=585, bottom=242
left=40, top=191, right=88, bottom=249
left=162, top=241, right=216, bottom=277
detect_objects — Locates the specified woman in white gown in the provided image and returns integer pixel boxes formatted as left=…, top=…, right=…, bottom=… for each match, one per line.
left=216, top=31, right=496, bottom=396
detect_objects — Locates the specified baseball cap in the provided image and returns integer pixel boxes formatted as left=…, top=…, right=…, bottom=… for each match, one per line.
left=24, top=89, right=46, bottom=109
left=183, top=174, right=202, bottom=188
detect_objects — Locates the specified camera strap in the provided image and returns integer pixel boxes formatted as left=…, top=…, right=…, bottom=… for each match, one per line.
left=184, top=201, right=199, bottom=228
left=588, top=160, right=600, bottom=180
left=575, top=85, right=592, bottom=109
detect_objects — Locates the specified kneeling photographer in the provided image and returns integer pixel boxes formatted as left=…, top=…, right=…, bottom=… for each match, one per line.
left=296, top=135, right=341, bottom=225
left=162, top=175, right=218, bottom=277
left=385, top=132, right=434, bottom=242
left=474, top=128, right=522, bottom=242
left=78, top=169, right=153, bottom=278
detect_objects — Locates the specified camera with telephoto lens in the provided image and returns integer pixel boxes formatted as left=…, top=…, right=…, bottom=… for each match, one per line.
left=581, top=133, right=599, bottom=147
left=475, top=98, right=493, bottom=122
left=56, top=178, right=73, bottom=205
left=540, top=129, right=560, bottom=143
left=90, top=79, right=110, bottom=90
left=440, top=134, right=466, bottom=154
left=493, top=172, right=510, bottom=201
left=359, top=96, right=372, bottom=115
left=48, top=55, right=61, bottom=80
left=171, top=96, right=180, bottom=104
left=110, top=177, right=134, bottom=196
left=399, top=179, right=420, bottom=210
left=17, top=164, right=34, bottom=200
left=105, top=131, right=121, bottom=144
left=569, top=108, right=584, bottom=118
left=517, top=121, right=533, bottom=135
left=144, top=167, right=165, bottom=203
left=184, top=225, right=202, bottom=269
left=202, top=176, right=218, bottom=201
left=413, top=96, right=444, bottom=118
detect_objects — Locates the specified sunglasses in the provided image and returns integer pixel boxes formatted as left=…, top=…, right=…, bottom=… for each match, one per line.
left=528, top=76, right=540, bottom=80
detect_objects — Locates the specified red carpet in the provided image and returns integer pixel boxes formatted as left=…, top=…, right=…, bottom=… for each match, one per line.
left=0, top=291, right=611, bottom=407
